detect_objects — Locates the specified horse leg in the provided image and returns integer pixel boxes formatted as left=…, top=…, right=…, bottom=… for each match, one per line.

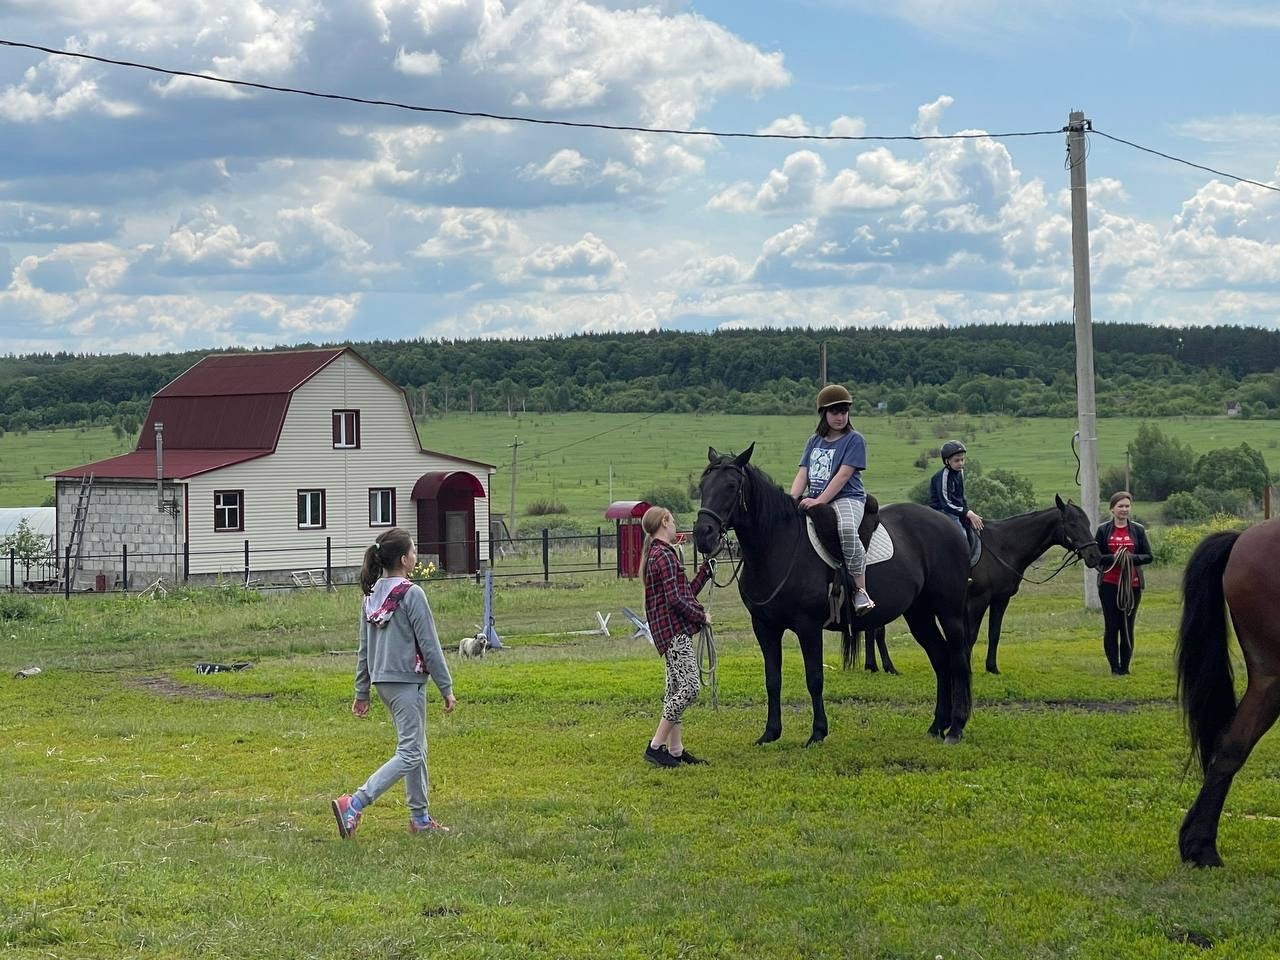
left=985, top=595, right=1010, bottom=675
left=753, top=617, right=784, bottom=745
left=1180, top=673, right=1280, bottom=867
left=798, top=626, right=828, bottom=746
left=876, top=626, right=899, bottom=675
left=903, top=607, right=951, bottom=739
left=862, top=629, right=878, bottom=672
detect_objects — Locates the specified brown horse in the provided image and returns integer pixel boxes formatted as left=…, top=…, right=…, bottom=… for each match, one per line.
left=1175, top=517, right=1280, bottom=867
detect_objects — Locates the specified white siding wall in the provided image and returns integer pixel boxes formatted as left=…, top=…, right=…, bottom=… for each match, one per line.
left=185, top=353, right=492, bottom=578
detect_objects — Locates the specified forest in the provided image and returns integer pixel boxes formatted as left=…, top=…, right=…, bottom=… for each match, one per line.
left=2, top=322, right=1279, bottom=433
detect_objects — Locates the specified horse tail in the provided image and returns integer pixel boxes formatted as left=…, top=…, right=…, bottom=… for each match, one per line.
left=842, top=627, right=860, bottom=670
left=1176, top=530, right=1241, bottom=775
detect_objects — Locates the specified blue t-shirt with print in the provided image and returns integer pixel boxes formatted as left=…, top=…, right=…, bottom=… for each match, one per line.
left=800, top=430, right=867, bottom=501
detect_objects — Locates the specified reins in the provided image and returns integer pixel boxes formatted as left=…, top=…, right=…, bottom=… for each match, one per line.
left=976, top=517, right=1091, bottom=585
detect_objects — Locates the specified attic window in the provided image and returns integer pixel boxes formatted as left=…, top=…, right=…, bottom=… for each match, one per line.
left=332, top=410, right=360, bottom=449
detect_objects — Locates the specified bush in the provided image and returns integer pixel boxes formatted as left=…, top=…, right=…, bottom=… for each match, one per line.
left=640, top=485, right=692, bottom=515
left=1190, top=443, right=1270, bottom=499
left=1130, top=422, right=1194, bottom=500
left=526, top=498, right=569, bottom=516
left=1163, top=491, right=1210, bottom=523
left=967, top=469, right=1037, bottom=519
left=1099, top=465, right=1129, bottom=497
left=907, top=476, right=932, bottom=505
left=1151, top=513, right=1250, bottom=564
left=1192, top=485, right=1255, bottom=519
left=0, top=594, right=39, bottom=621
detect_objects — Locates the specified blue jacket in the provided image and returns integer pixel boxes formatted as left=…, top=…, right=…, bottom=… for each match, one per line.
left=928, top=466, right=967, bottom=521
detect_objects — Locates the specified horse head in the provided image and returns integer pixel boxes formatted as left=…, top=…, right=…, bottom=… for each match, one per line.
left=694, top=443, right=755, bottom=554
left=1054, top=493, right=1102, bottom=568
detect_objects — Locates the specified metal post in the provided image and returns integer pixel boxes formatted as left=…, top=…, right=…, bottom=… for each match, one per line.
left=326, top=536, right=332, bottom=590
left=597, top=526, right=602, bottom=568
left=243, top=539, right=250, bottom=586
left=615, top=519, right=622, bottom=577
left=183, top=541, right=189, bottom=582
left=8, top=548, right=13, bottom=593
left=64, top=545, right=71, bottom=599
left=542, top=528, right=550, bottom=583
left=122, top=544, right=128, bottom=593
left=1068, top=109, right=1101, bottom=612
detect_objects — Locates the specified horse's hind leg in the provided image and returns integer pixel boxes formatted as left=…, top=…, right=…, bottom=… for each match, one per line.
left=798, top=625, right=828, bottom=746
left=1180, top=673, right=1280, bottom=867
left=753, top=616, right=784, bottom=745
left=903, top=608, right=951, bottom=739
left=875, top=626, right=899, bottom=675
left=985, top=595, right=1010, bottom=675
left=862, top=629, right=878, bottom=672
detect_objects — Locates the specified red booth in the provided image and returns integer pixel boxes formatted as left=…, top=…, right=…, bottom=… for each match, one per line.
left=605, top=500, right=651, bottom=578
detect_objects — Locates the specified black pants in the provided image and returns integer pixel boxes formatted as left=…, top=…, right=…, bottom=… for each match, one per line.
left=1100, top=582, right=1141, bottom=673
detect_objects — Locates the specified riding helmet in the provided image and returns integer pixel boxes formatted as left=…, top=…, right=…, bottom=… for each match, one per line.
left=816, top=384, right=853, bottom=411
left=940, top=439, right=967, bottom=463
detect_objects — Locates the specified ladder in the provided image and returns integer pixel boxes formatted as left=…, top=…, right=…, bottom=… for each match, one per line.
left=66, top=473, right=94, bottom=580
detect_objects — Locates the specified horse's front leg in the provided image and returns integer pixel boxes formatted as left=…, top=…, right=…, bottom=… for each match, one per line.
left=984, top=595, right=1010, bottom=675
left=753, top=616, right=784, bottom=744
left=797, top=624, right=828, bottom=746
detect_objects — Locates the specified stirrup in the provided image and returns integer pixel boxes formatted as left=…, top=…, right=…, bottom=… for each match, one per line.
left=853, top=588, right=875, bottom=615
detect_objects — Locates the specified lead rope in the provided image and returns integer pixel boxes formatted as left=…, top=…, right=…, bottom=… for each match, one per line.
left=1114, top=550, right=1137, bottom=665
left=697, top=557, right=719, bottom=710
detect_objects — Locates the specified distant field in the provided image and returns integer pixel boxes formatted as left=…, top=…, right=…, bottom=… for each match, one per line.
left=3, top=414, right=1275, bottom=526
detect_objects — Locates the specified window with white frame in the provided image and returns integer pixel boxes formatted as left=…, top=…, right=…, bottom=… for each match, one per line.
left=332, top=409, right=360, bottom=448
left=297, top=489, right=326, bottom=529
left=369, top=488, right=395, bottom=527
left=214, top=490, right=243, bottom=532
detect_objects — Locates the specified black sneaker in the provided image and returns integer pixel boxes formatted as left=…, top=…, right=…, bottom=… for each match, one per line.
left=644, top=744, right=679, bottom=768
left=674, top=749, right=708, bottom=765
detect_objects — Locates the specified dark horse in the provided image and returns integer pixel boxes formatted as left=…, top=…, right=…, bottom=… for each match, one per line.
left=693, top=445, right=973, bottom=744
left=853, top=498, right=1101, bottom=674
left=1176, top=517, right=1280, bottom=867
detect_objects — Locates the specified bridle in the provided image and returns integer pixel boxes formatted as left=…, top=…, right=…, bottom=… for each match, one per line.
left=977, top=512, right=1096, bottom=586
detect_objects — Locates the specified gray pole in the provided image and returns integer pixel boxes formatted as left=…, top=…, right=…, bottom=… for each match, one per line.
left=1068, top=110, right=1101, bottom=611
left=507, top=436, right=521, bottom=537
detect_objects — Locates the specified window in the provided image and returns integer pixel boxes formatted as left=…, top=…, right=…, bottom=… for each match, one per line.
left=332, top=410, right=360, bottom=449
left=297, top=489, right=326, bottom=529
left=369, top=488, right=396, bottom=527
left=214, top=490, right=243, bottom=532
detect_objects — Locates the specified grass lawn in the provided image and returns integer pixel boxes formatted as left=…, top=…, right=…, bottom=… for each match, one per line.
left=3, top=561, right=1280, bottom=958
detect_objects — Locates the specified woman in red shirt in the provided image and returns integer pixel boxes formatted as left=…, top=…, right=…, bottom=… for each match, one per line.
left=1094, top=491, right=1153, bottom=675
left=640, top=506, right=713, bottom=767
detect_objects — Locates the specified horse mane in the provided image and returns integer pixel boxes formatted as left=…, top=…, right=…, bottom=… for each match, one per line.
left=741, top=462, right=802, bottom=528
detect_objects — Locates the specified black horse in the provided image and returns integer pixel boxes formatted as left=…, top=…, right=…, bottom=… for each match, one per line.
left=694, top=445, right=973, bottom=745
left=857, top=498, right=1102, bottom=674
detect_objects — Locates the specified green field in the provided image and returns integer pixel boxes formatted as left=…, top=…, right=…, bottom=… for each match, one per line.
left=3, top=561, right=1280, bottom=958
left=3, top=414, right=1275, bottom=527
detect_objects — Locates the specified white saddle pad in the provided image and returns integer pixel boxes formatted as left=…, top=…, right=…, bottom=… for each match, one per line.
left=806, top=518, right=894, bottom=569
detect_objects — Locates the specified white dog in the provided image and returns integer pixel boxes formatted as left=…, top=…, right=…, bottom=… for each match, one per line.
left=458, top=632, right=487, bottom=658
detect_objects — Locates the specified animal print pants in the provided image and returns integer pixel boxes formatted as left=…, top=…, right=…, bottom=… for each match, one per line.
left=662, top=633, right=701, bottom=723
left=832, top=497, right=867, bottom=576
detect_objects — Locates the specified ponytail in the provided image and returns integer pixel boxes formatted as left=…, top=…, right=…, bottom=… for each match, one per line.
left=361, top=527, right=414, bottom=594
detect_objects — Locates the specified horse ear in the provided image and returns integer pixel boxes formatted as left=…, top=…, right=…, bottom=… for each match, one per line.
left=1055, top=493, right=1066, bottom=511
left=734, top=442, right=756, bottom=467
left=708, top=446, right=719, bottom=462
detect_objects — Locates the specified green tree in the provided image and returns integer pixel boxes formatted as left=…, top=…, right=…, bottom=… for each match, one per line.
left=1190, top=443, right=1270, bottom=499
left=1, top=518, right=51, bottom=582
left=1130, top=422, right=1194, bottom=500
left=967, top=469, right=1037, bottom=519
left=640, top=485, right=693, bottom=516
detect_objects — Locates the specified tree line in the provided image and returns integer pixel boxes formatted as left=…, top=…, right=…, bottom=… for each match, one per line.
left=2, top=323, right=1279, bottom=433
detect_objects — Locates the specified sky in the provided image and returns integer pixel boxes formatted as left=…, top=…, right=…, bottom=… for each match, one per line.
left=1, top=0, right=1279, bottom=355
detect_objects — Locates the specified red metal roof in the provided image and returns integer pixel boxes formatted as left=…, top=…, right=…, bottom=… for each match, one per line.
left=136, top=395, right=289, bottom=450
left=605, top=500, right=651, bottom=519
left=156, top=348, right=345, bottom=398
left=412, top=471, right=486, bottom=500
left=50, top=449, right=271, bottom=481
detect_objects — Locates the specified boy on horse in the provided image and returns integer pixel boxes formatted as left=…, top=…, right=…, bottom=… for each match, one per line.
left=790, top=384, right=875, bottom=614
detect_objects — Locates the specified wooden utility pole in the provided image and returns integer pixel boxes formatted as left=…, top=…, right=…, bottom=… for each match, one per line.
left=819, top=341, right=828, bottom=387
left=507, top=436, right=522, bottom=536
left=1068, top=110, right=1101, bottom=611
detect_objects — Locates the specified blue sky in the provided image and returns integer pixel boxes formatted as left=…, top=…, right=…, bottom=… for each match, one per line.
left=1, top=0, right=1278, bottom=353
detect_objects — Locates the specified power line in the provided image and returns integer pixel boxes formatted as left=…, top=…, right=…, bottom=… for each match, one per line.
left=1091, top=128, right=1280, bottom=194
left=0, top=38, right=1060, bottom=143
left=492, top=412, right=661, bottom=473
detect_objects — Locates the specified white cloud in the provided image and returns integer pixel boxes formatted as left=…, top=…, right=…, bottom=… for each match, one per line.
left=413, top=208, right=526, bottom=257
left=393, top=47, right=444, bottom=76
left=509, top=232, right=627, bottom=290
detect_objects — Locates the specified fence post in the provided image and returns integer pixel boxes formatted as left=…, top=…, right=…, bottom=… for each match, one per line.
left=615, top=519, right=622, bottom=577
left=183, top=541, right=189, bottom=582
left=64, top=545, right=71, bottom=600
left=542, top=528, right=550, bottom=583
left=243, top=539, right=250, bottom=586
left=597, top=526, right=602, bottom=569
left=326, top=536, right=332, bottom=590
left=8, top=548, right=13, bottom=593
left=122, top=544, right=128, bottom=593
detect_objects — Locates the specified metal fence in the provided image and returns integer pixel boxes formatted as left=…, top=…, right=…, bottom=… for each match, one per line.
left=5, top=526, right=707, bottom=597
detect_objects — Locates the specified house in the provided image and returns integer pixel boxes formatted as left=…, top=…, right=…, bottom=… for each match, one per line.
left=49, top=348, right=494, bottom=588
left=1225, top=400, right=1242, bottom=417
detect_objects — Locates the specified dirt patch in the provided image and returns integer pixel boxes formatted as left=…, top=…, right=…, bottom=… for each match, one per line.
left=127, top=676, right=274, bottom=701
left=994, top=698, right=1162, bottom=714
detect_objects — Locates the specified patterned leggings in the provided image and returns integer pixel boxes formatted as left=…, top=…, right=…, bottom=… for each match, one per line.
left=831, top=497, right=867, bottom=577
left=662, top=634, right=701, bottom=723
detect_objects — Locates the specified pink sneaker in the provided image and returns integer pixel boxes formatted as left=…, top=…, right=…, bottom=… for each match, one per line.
left=408, top=815, right=450, bottom=834
left=330, top=794, right=362, bottom=839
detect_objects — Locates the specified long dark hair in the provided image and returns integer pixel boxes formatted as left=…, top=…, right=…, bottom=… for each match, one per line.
left=360, top=527, right=414, bottom=595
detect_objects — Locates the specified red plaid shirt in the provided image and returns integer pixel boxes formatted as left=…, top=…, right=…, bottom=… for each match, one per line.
left=643, top=540, right=711, bottom=656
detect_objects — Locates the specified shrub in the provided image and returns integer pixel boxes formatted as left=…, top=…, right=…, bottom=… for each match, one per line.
left=1099, top=465, right=1128, bottom=497
left=640, top=485, right=693, bottom=515
left=0, top=594, right=38, bottom=621
left=1130, top=422, right=1194, bottom=500
left=1163, top=491, right=1209, bottom=523
left=1192, top=485, right=1255, bottom=519
left=1190, top=443, right=1271, bottom=499
left=1151, top=513, right=1250, bottom=564
left=968, top=469, right=1037, bottom=519
left=526, top=498, right=569, bottom=516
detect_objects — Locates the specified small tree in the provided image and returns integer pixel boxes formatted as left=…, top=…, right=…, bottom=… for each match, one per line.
left=1130, top=422, right=1194, bottom=500
left=1190, top=443, right=1270, bottom=499
left=641, top=485, right=693, bottom=516
left=0, top=518, right=51, bottom=582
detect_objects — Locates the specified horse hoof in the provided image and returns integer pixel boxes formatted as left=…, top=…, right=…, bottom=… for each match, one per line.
left=804, top=733, right=827, bottom=747
left=927, top=726, right=944, bottom=739
left=944, top=731, right=963, bottom=745
left=864, top=665, right=878, bottom=673
left=886, top=667, right=900, bottom=676
left=986, top=666, right=1000, bottom=675
left=755, top=731, right=781, bottom=745
left=1181, top=845, right=1224, bottom=869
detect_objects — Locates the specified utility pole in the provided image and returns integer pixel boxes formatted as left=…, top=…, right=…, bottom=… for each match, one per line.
left=1068, top=109, right=1101, bottom=611
left=819, top=341, right=828, bottom=387
left=507, top=436, right=522, bottom=537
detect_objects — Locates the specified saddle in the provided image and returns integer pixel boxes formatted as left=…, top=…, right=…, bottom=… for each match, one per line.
left=805, top=495, right=883, bottom=634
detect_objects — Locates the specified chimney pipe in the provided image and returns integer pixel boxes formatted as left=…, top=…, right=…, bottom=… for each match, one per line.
left=155, top=421, right=164, bottom=510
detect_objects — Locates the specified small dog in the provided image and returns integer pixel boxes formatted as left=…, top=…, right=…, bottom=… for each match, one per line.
left=458, top=632, right=487, bottom=658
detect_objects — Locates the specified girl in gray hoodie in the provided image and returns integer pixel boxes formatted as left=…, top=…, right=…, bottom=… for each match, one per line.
left=331, top=527, right=456, bottom=838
